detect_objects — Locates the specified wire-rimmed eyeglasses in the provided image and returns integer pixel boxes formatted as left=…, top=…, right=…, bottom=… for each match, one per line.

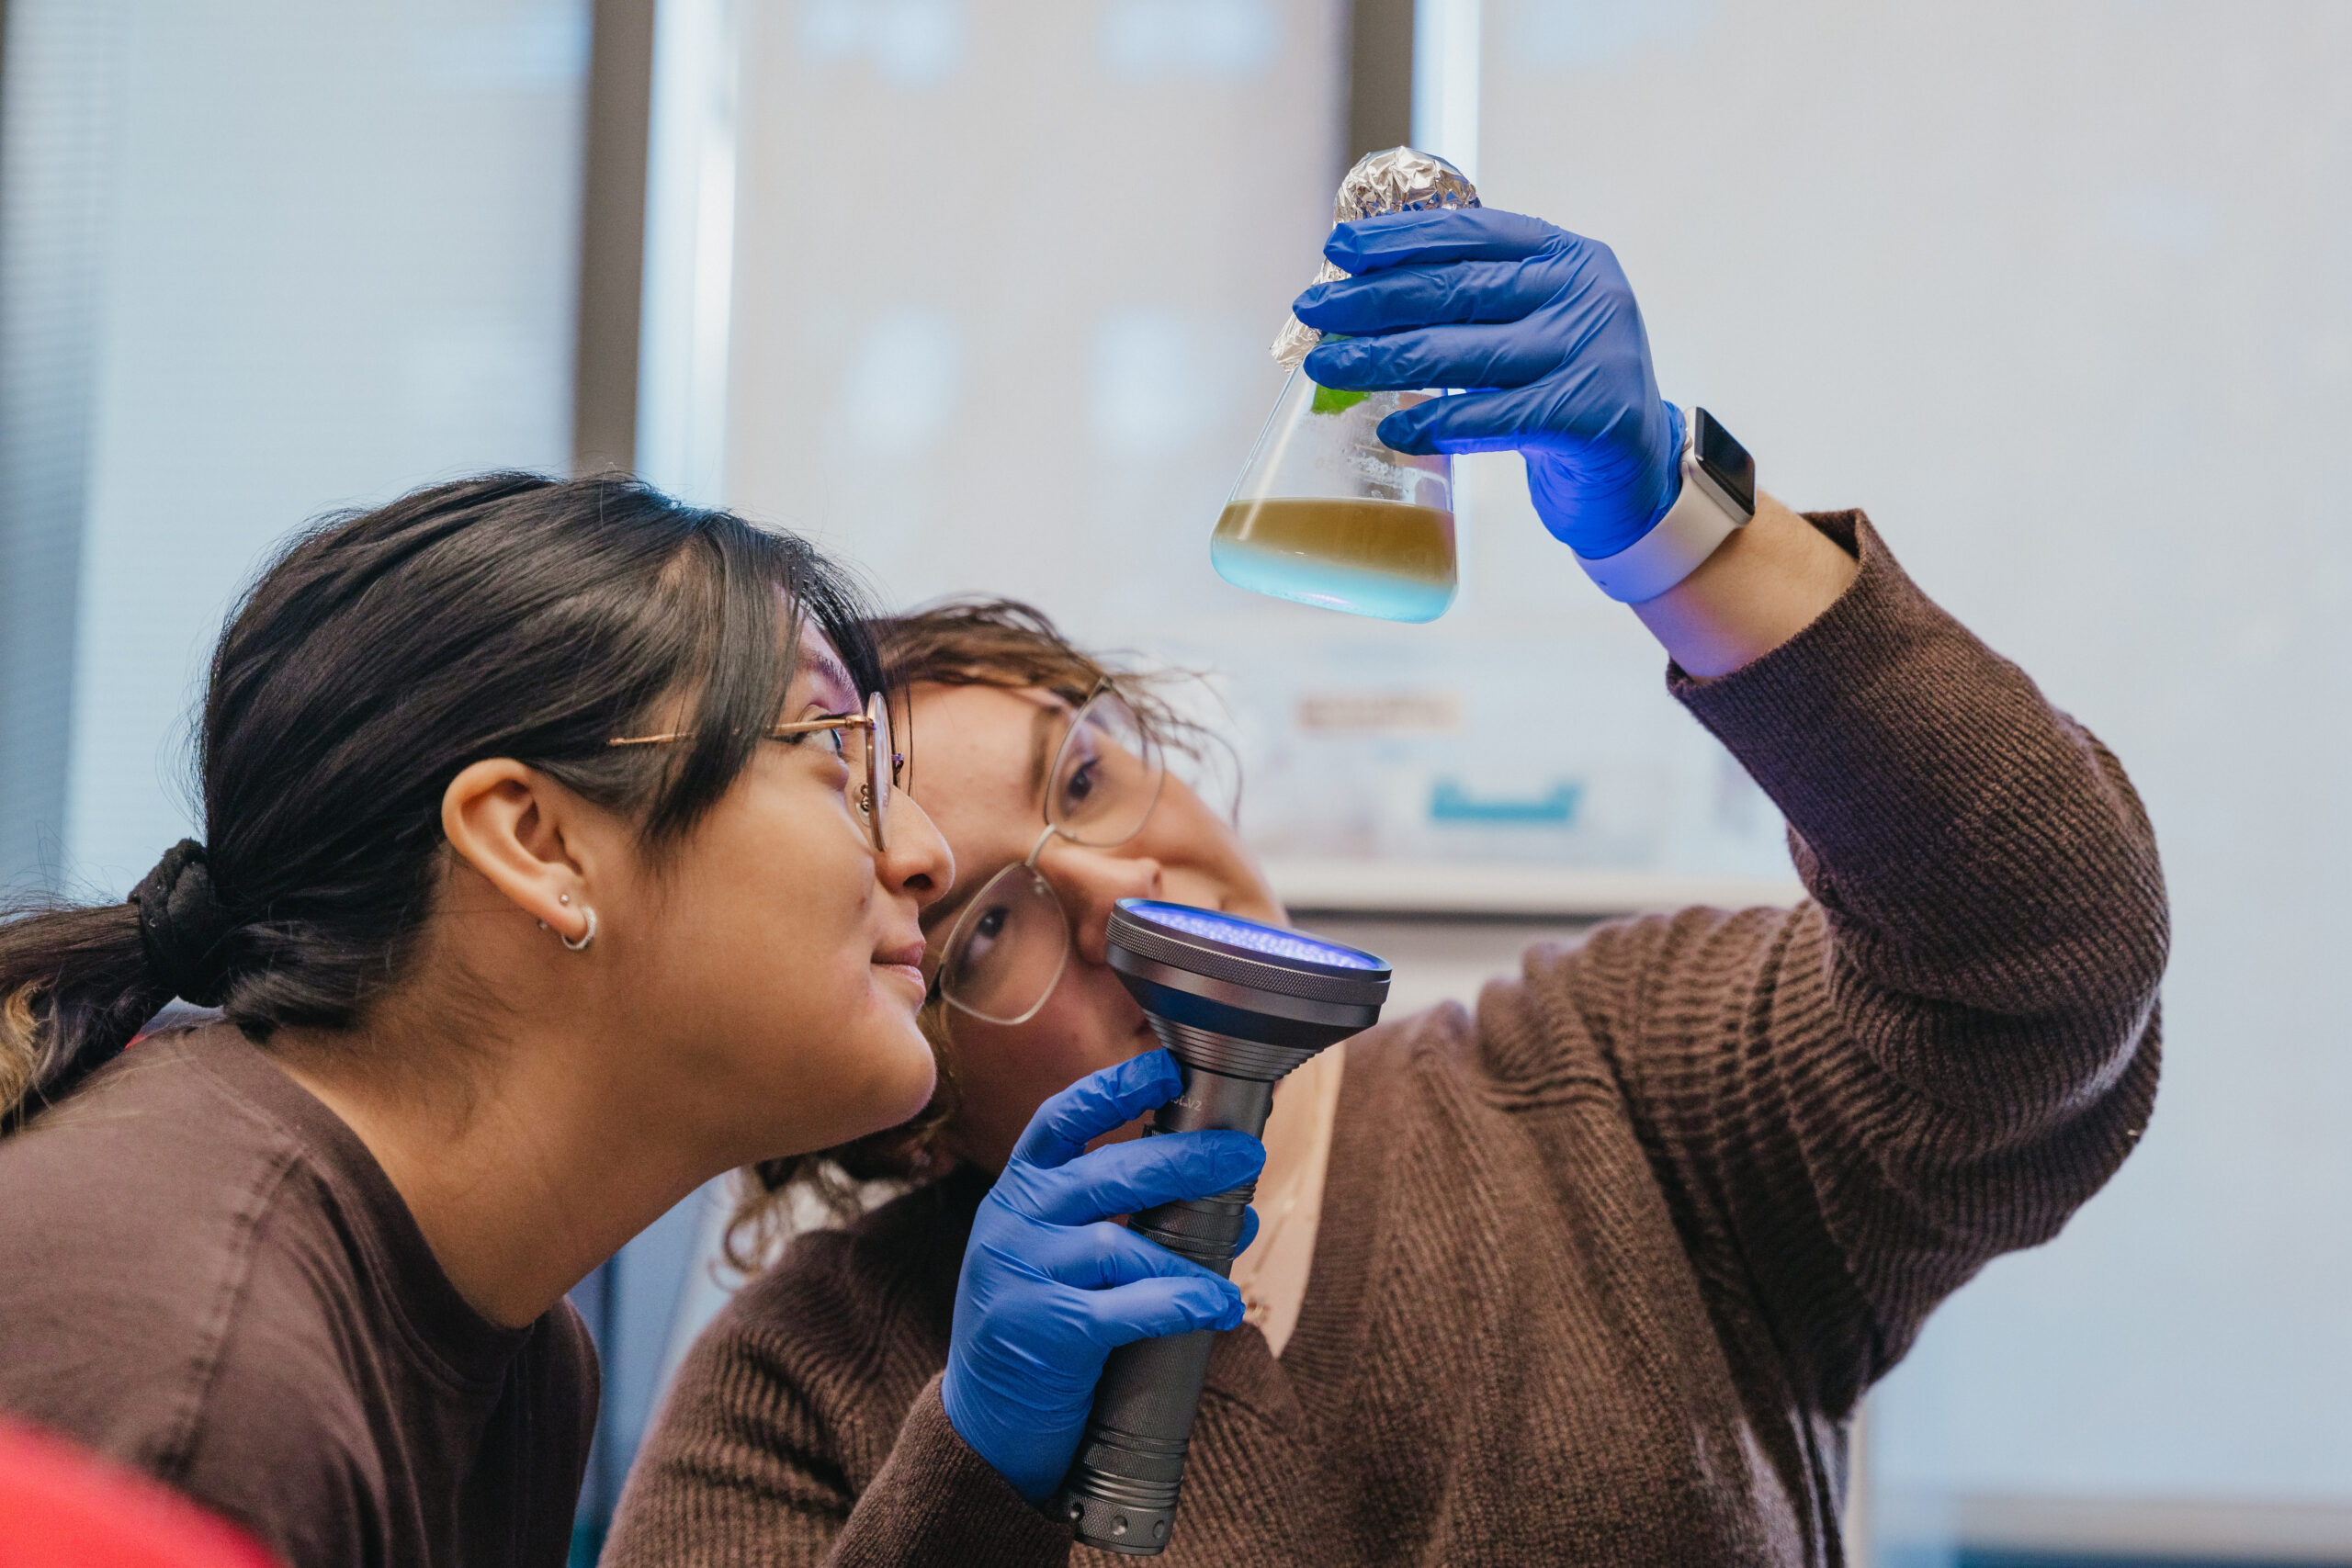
left=932, top=683, right=1167, bottom=1026
left=607, top=690, right=902, bottom=852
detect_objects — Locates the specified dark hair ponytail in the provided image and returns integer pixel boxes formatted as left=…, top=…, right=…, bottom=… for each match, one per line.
left=1, top=472, right=882, bottom=1132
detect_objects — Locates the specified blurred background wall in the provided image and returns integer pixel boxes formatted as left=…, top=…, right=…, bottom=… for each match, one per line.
left=0, top=0, right=591, bottom=898
left=1, top=4, right=2346, bottom=1566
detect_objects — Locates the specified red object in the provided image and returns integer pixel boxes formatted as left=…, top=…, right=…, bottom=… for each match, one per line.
left=0, top=1418, right=280, bottom=1568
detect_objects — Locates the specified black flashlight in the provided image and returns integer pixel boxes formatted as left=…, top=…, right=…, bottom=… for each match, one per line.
left=1056, top=898, right=1389, bottom=1555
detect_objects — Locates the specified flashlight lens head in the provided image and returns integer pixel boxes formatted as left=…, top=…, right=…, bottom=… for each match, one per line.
left=1114, top=900, right=1387, bottom=976
left=1105, top=899, right=1391, bottom=1055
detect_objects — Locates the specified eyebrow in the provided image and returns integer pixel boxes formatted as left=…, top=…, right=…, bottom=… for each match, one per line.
left=802, top=644, right=857, bottom=705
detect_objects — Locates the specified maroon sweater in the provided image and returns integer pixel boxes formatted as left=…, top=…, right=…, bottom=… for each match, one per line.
left=605, top=513, right=2167, bottom=1566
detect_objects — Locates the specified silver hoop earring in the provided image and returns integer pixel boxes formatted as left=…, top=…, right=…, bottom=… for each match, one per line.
left=562, top=907, right=598, bottom=953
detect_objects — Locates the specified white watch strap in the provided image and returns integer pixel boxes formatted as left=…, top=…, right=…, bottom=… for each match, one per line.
left=1571, top=435, right=1752, bottom=604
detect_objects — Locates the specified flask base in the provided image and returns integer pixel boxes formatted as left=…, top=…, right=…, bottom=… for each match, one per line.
left=1210, top=534, right=1456, bottom=623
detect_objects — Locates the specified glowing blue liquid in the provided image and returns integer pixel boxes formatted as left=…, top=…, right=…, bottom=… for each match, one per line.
left=1211, top=539, right=1457, bottom=623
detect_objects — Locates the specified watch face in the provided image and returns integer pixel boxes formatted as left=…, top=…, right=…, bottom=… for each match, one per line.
left=1692, top=408, right=1757, bottom=515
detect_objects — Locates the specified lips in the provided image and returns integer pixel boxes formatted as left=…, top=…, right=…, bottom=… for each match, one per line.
left=873, top=938, right=928, bottom=999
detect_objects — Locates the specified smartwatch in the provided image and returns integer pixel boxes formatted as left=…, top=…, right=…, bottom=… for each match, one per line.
left=1573, top=407, right=1757, bottom=604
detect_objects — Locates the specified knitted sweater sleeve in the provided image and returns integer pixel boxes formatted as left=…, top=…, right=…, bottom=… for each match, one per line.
left=1503, top=512, right=2166, bottom=1416
left=600, top=1272, right=1071, bottom=1568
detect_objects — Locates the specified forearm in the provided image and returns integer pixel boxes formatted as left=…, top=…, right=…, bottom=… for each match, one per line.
left=604, top=1365, right=1070, bottom=1568
left=1631, top=492, right=1859, bottom=677
left=1570, top=513, right=2165, bottom=1401
left=1674, top=511, right=2168, bottom=1063
left=821, top=1380, right=1072, bottom=1568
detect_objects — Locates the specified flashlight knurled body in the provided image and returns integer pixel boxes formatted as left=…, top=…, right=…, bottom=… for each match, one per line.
left=1057, top=903, right=1387, bottom=1556
left=1055, top=1065, right=1272, bottom=1554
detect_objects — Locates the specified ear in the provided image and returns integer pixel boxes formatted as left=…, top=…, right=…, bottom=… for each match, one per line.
left=441, top=760, right=599, bottom=945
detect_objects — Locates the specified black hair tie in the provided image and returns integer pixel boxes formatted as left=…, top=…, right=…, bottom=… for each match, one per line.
left=130, top=840, right=239, bottom=1007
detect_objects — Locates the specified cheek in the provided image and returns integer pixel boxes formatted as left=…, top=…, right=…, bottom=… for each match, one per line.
left=996, top=965, right=1150, bottom=1079
left=658, top=787, right=875, bottom=994
left=1134, top=803, right=1279, bottom=924
left=1050, top=960, right=1155, bottom=1053
left=950, top=965, right=1150, bottom=1108
left=1159, top=862, right=1282, bottom=926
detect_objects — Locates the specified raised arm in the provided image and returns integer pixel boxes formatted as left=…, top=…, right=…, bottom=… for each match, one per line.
left=1533, top=508, right=2159, bottom=1410
left=1301, top=209, right=2167, bottom=1410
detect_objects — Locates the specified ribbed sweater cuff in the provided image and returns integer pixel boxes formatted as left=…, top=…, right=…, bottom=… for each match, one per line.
left=829, top=1375, right=1072, bottom=1568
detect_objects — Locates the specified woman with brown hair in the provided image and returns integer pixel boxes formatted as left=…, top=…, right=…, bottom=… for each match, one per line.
left=606, top=209, right=2168, bottom=1565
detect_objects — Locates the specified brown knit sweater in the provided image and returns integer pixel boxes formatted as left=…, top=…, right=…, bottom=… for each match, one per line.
left=604, top=513, right=2167, bottom=1567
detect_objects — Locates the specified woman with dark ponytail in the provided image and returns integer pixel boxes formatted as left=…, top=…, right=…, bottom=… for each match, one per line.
left=0, top=474, right=1259, bottom=1567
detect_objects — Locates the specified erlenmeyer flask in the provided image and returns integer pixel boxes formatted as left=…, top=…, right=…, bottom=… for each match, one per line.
left=1211, top=370, right=1456, bottom=622
left=1212, top=145, right=1477, bottom=624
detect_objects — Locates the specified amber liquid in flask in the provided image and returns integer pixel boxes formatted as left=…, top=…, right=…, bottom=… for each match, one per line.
left=1211, top=367, right=1457, bottom=623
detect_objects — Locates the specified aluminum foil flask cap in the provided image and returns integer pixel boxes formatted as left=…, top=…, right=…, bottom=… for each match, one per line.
left=1271, top=146, right=1481, bottom=369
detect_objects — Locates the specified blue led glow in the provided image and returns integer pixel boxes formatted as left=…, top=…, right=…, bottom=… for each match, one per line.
left=1120, top=900, right=1386, bottom=971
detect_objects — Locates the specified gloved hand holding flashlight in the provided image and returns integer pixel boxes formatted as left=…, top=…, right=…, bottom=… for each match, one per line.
left=941, top=1050, right=1262, bottom=1503
left=1292, top=206, right=1687, bottom=563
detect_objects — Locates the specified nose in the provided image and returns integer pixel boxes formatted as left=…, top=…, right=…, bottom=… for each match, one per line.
left=878, top=788, right=956, bottom=912
left=1041, top=845, right=1164, bottom=966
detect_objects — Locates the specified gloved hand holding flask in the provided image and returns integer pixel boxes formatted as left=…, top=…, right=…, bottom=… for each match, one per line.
left=1292, top=206, right=1700, bottom=577
left=940, top=1050, right=1263, bottom=1503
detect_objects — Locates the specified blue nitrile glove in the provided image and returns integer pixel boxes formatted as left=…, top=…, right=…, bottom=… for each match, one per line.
left=940, top=1050, right=1263, bottom=1503
left=1294, top=206, right=1687, bottom=561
